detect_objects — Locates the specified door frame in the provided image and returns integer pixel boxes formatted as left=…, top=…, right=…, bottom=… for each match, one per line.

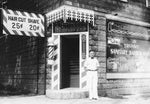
left=51, top=32, right=89, bottom=90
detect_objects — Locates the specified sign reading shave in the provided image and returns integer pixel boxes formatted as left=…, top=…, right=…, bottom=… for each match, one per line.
left=2, top=9, right=45, bottom=37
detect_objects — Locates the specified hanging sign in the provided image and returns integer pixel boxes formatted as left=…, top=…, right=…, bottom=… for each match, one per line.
left=2, top=9, right=45, bottom=37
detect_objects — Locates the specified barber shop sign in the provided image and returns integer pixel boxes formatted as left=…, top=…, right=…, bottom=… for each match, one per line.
left=2, top=9, right=45, bottom=37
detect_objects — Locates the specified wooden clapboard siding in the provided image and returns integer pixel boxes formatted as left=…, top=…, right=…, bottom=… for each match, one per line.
left=1, top=0, right=63, bottom=13
left=0, top=35, right=45, bottom=95
left=2, top=0, right=150, bottom=23
left=6, top=0, right=37, bottom=12
left=64, top=0, right=150, bottom=23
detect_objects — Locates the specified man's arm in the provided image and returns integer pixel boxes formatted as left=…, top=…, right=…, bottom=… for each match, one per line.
left=96, top=59, right=100, bottom=71
left=84, top=60, right=88, bottom=71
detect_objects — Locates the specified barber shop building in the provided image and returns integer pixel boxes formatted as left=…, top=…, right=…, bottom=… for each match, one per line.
left=1, top=0, right=150, bottom=98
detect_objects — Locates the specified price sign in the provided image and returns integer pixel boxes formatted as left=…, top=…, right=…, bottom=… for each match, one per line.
left=2, top=9, right=45, bottom=37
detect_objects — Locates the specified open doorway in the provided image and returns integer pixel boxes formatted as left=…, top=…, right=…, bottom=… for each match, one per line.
left=60, top=35, right=79, bottom=89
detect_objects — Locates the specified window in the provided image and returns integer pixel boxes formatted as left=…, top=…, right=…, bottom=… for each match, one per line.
left=146, top=0, right=150, bottom=7
left=107, top=20, right=150, bottom=73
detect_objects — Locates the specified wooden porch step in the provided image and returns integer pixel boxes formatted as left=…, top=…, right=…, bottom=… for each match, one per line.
left=46, top=88, right=88, bottom=99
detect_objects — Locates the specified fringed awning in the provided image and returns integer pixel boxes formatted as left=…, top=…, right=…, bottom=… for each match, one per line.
left=46, top=5, right=94, bottom=25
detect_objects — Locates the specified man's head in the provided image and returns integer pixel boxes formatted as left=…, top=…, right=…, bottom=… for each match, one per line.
left=89, top=50, right=95, bottom=58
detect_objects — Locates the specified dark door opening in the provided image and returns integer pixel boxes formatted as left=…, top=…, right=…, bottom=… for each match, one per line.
left=60, top=35, right=79, bottom=89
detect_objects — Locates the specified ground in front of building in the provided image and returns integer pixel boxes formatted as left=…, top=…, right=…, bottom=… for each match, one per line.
left=0, top=95, right=150, bottom=104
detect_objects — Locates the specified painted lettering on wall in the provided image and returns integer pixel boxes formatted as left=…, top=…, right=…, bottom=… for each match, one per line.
left=108, top=21, right=150, bottom=40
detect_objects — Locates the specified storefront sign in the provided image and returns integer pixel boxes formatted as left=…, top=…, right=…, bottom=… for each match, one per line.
left=108, top=21, right=150, bottom=39
left=2, top=9, right=45, bottom=37
left=107, top=20, right=150, bottom=73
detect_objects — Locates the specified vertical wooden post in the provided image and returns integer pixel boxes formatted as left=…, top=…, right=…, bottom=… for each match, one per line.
left=44, top=14, right=47, bottom=94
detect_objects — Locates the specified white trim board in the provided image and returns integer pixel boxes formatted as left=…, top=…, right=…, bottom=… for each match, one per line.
left=107, top=73, right=150, bottom=79
left=52, top=32, right=89, bottom=36
left=105, top=14, right=150, bottom=27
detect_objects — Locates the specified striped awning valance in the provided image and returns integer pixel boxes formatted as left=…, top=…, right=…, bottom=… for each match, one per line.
left=46, top=5, right=94, bottom=25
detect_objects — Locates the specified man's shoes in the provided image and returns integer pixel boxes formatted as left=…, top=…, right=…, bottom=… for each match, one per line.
left=92, top=98, right=97, bottom=100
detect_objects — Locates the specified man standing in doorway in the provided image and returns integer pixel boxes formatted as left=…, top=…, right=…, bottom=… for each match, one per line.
left=84, top=50, right=100, bottom=100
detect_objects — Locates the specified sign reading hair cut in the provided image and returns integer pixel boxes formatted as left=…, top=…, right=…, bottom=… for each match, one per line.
left=2, top=9, right=45, bottom=37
